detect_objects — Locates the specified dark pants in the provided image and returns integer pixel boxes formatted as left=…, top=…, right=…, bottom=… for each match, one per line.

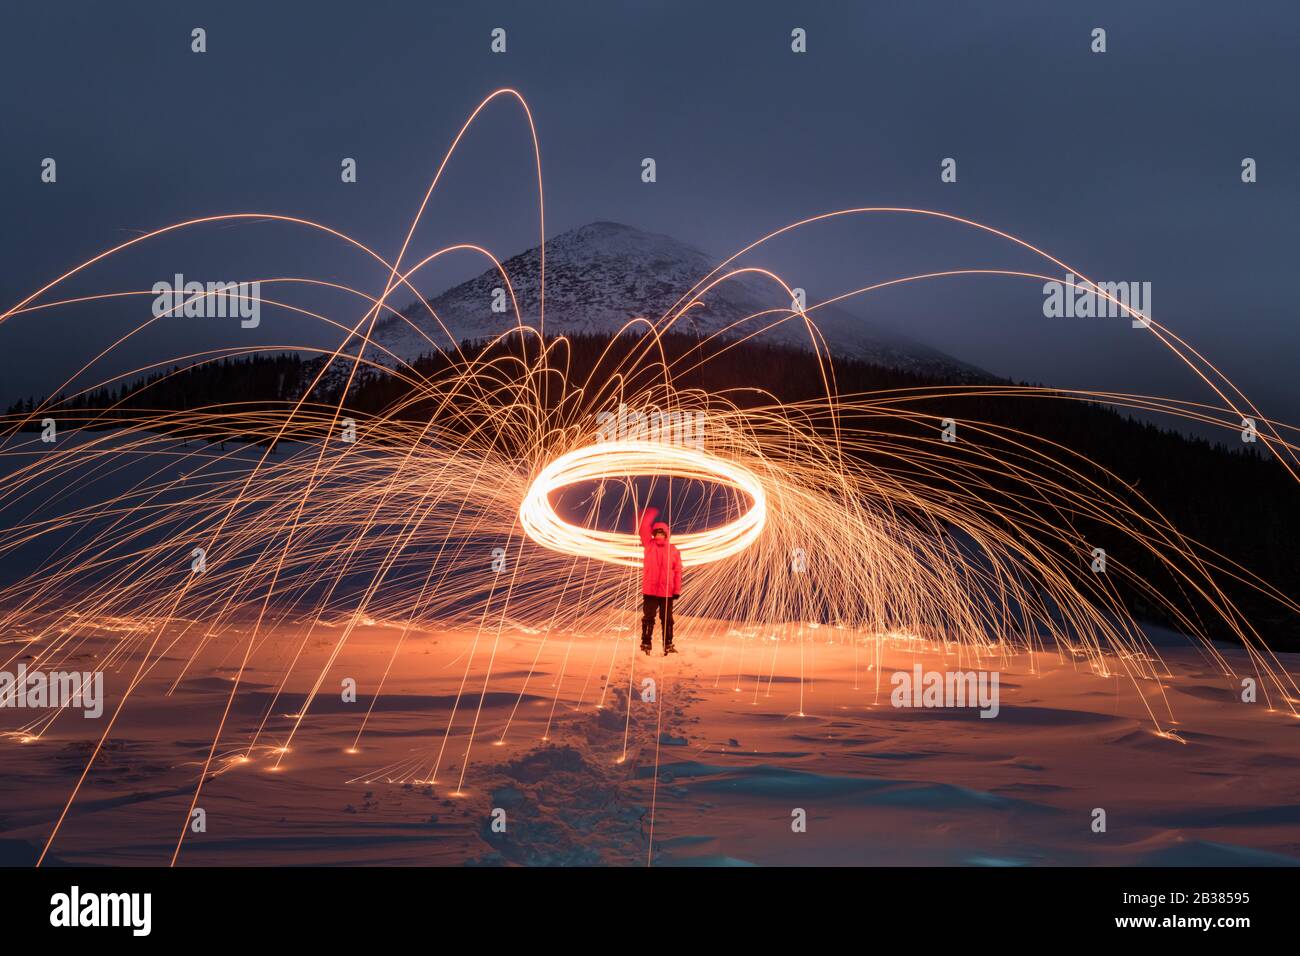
left=641, top=595, right=674, bottom=648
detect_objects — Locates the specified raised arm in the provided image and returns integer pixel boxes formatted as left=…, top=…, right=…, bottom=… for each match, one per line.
left=638, top=507, right=658, bottom=546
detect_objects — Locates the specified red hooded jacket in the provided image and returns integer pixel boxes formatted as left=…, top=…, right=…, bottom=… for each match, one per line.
left=639, top=507, right=682, bottom=598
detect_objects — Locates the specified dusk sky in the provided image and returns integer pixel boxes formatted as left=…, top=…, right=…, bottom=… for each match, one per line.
left=2, top=0, right=1297, bottom=428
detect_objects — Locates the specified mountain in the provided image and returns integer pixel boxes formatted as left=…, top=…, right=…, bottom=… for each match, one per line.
left=359, top=221, right=985, bottom=380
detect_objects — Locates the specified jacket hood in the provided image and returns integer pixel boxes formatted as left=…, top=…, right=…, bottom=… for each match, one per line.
left=651, top=520, right=671, bottom=541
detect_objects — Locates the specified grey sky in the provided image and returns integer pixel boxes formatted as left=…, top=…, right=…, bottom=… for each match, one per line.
left=2, top=0, right=1296, bottom=428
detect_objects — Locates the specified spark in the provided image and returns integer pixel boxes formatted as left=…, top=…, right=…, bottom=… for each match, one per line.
left=0, top=89, right=1292, bottom=868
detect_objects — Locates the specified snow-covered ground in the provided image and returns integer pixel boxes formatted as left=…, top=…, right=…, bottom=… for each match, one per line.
left=2, top=432, right=1296, bottom=867
left=2, top=617, right=1297, bottom=867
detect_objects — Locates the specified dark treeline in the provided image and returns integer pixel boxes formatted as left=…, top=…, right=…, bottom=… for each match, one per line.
left=3, top=354, right=310, bottom=448
left=6, top=333, right=1297, bottom=647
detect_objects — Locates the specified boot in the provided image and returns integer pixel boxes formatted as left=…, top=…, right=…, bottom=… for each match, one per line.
left=640, top=618, right=654, bottom=654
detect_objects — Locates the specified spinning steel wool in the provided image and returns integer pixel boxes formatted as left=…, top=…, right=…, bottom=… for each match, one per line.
left=0, top=90, right=1297, bottom=867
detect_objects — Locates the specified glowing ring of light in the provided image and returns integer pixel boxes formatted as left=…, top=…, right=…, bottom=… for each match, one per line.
left=519, top=441, right=767, bottom=568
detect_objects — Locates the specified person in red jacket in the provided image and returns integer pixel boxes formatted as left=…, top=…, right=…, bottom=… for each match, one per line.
left=639, top=507, right=682, bottom=655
